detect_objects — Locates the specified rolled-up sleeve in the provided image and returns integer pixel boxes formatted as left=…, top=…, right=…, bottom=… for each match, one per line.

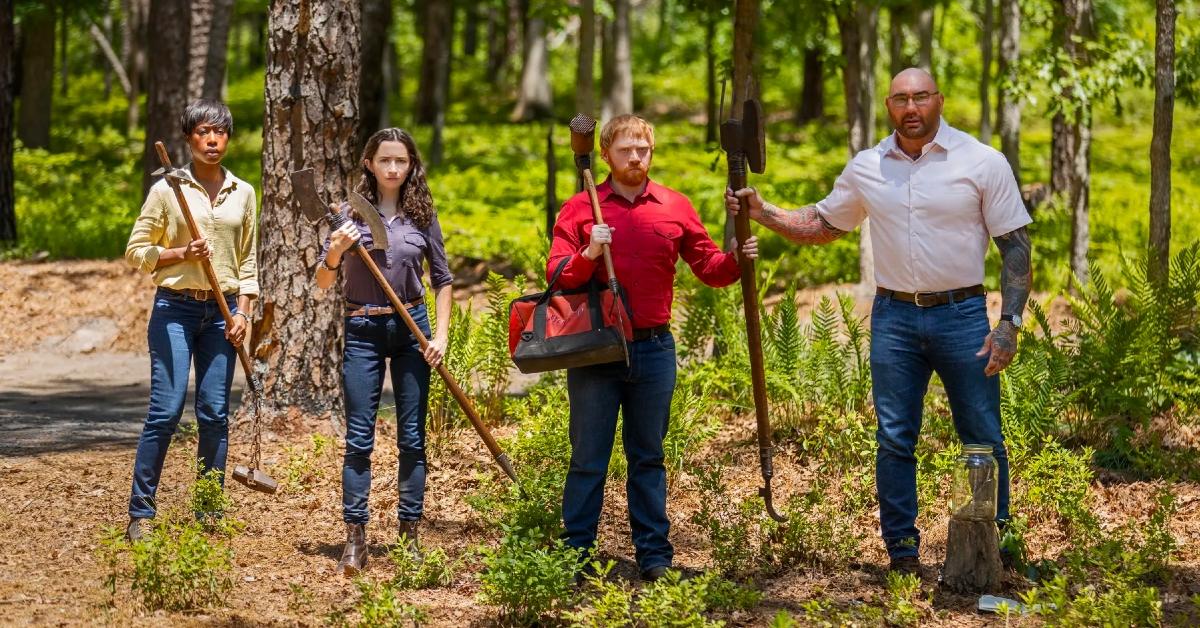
left=981, top=151, right=1032, bottom=237
left=815, top=161, right=867, bottom=232
left=426, top=214, right=453, bottom=289
left=238, top=187, right=260, bottom=296
left=125, top=187, right=168, bottom=273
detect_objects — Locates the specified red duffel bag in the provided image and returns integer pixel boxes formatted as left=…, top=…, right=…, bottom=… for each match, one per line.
left=508, top=258, right=632, bottom=374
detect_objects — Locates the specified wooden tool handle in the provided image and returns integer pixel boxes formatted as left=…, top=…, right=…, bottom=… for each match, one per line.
left=153, top=142, right=258, bottom=393
left=580, top=169, right=617, bottom=281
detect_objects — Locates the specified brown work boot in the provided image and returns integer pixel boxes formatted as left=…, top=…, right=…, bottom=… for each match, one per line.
left=888, top=555, right=922, bottom=578
left=396, top=519, right=420, bottom=555
left=336, top=523, right=368, bottom=576
left=125, top=517, right=149, bottom=543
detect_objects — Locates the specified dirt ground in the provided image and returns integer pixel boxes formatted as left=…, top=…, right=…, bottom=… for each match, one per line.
left=0, top=260, right=1196, bottom=626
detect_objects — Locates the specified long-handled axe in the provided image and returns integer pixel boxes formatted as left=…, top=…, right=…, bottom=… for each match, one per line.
left=719, top=101, right=786, bottom=522
left=152, top=141, right=278, bottom=495
left=568, top=113, right=630, bottom=367
left=289, top=169, right=522, bottom=491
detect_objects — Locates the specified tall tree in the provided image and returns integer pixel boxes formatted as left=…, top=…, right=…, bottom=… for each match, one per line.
left=1051, top=0, right=1094, bottom=284
left=512, top=3, right=553, bottom=121
left=359, top=0, right=393, bottom=146
left=187, top=0, right=234, bottom=102
left=836, top=0, right=879, bottom=288
left=256, top=0, right=361, bottom=425
left=415, top=0, right=454, bottom=165
left=888, top=5, right=908, bottom=77
left=916, top=2, right=933, bottom=72
left=59, top=3, right=68, bottom=97
left=978, top=0, right=994, bottom=142
left=142, top=0, right=190, bottom=195
left=995, top=0, right=1020, bottom=183
left=121, top=0, right=149, bottom=136
left=0, top=0, right=15, bottom=244
left=601, top=0, right=633, bottom=120
left=17, top=3, right=54, bottom=149
left=575, top=0, right=596, bottom=119
left=1149, top=0, right=1176, bottom=282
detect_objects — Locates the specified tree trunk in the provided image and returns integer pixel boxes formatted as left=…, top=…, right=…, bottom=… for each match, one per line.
left=88, top=18, right=133, bottom=99
left=576, top=0, right=595, bottom=119
left=142, top=0, right=190, bottom=196
left=415, top=0, right=453, bottom=125
left=359, top=0, right=393, bottom=148
left=797, top=45, right=824, bottom=124
left=102, top=11, right=113, bottom=98
left=202, top=0, right=234, bottom=100
left=59, top=4, right=68, bottom=97
left=188, top=0, right=214, bottom=102
left=838, top=1, right=879, bottom=289
left=996, top=0, right=1020, bottom=184
left=730, top=0, right=760, bottom=118
left=943, top=519, right=1003, bottom=593
left=256, top=0, right=361, bottom=427
left=601, top=0, right=633, bottom=120
left=978, top=0, right=993, bottom=143
left=545, top=125, right=556, bottom=240
left=704, top=16, right=717, bottom=144
left=463, top=2, right=480, bottom=57
left=1056, top=0, right=1094, bottom=285
left=486, top=5, right=506, bottom=80
left=1149, top=0, right=1175, bottom=282
left=916, top=3, right=933, bottom=73
left=121, top=0, right=148, bottom=136
left=17, top=4, right=54, bottom=149
left=888, top=5, right=906, bottom=77
left=512, top=15, right=553, bottom=121
left=0, top=0, right=15, bottom=244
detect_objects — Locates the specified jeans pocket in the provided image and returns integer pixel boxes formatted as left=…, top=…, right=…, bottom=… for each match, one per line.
left=951, top=295, right=987, bottom=320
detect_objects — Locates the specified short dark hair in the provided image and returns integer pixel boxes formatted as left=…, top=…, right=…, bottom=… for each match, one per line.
left=180, top=99, right=233, bottom=136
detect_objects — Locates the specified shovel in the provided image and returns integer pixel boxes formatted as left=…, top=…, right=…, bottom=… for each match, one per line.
left=719, top=101, right=786, bottom=522
left=289, top=169, right=523, bottom=491
left=152, top=142, right=278, bottom=495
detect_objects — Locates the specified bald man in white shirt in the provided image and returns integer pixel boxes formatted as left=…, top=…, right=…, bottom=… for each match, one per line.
left=727, top=68, right=1032, bottom=578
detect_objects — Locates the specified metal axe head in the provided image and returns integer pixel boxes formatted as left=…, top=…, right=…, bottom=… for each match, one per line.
left=289, top=168, right=328, bottom=223
left=347, top=192, right=390, bottom=251
left=718, top=98, right=767, bottom=175
left=152, top=166, right=190, bottom=182
left=569, top=113, right=597, bottom=157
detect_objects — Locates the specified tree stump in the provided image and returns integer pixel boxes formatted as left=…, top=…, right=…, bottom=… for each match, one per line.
left=942, top=518, right=1003, bottom=593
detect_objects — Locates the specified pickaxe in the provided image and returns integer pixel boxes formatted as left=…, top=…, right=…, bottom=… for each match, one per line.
left=289, top=168, right=522, bottom=491
left=152, top=141, right=278, bottom=495
left=567, top=113, right=630, bottom=367
left=720, top=100, right=786, bottom=522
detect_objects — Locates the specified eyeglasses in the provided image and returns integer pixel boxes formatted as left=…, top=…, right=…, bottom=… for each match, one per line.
left=887, top=91, right=940, bottom=107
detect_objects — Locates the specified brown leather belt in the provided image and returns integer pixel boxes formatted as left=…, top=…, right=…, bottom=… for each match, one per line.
left=163, top=287, right=236, bottom=301
left=876, top=285, right=985, bottom=307
left=632, top=324, right=671, bottom=341
left=344, top=300, right=422, bottom=317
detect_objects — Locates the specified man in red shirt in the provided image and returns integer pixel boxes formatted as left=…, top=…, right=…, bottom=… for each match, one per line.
left=547, top=114, right=757, bottom=581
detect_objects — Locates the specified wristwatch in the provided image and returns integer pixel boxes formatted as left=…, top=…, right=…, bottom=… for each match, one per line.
left=1000, top=313, right=1022, bottom=328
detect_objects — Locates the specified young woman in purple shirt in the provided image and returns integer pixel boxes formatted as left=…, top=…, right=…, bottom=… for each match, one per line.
left=314, top=128, right=453, bottom=575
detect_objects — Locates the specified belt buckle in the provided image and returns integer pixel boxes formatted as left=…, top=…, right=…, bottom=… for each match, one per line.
left=913, top=292, right=936, bottom=307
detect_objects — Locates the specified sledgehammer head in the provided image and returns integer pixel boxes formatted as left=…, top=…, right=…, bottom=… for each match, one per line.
left=232, top=465, right=279, bottom=494
left=569, top=113, right=597, bottom=156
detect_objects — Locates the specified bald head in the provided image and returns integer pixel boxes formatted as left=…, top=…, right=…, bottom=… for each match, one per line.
left=886, top=67, right=943, bottom=148
left=889, top=68, right=939, bottom=96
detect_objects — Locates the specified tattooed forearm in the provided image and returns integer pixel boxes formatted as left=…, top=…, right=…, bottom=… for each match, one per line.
left=758, top=203, right=848, bottom=245
left=994, top=226, right=1032, bottom=319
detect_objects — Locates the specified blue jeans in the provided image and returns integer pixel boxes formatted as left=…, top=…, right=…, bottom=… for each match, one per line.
left=128, top=288, right=237, bottom=518
left=341, top=304, right=432, bottom=524
left=870, top=293, right=1010, bottom=559
left=563, top=332, right=677, bottom=571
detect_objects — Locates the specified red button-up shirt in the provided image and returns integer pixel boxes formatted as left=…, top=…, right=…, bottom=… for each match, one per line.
left=547, top=178, right=741, bottom=329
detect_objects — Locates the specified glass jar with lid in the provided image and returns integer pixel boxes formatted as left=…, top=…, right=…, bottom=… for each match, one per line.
left=949, top=444, right=998, bottom=522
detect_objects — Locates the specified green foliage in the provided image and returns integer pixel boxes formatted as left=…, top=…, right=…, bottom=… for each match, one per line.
left=99, top=516, right=235, bottom=612
left=798, top=599, right=884, bottom=627
left=477, top=529, right=583, bottom=625
left=278, top=434, right=335, bottom=493
left=347, top=579, right=429, bottom=628
left=689, top=462, right=765, bottom=578
left=387, top=543, right=456, bottom=591
left=188, top=464, right=234, bottom=533
left=565, top=561, right=635, bottom=628
left=883, top=572, right=923, bottom=628
left=632, top=570, right=759, bottom=628
left=1022, top=439, right=1098, bottom=537
left=763, top=484, right=866, bottom=572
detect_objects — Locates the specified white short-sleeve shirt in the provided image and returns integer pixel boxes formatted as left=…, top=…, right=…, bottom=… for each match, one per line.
left=816, top=120, right=1031, bottom=292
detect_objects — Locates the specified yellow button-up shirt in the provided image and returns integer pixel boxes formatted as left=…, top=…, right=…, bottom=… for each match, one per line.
left=125, top=166, right=259, bottom=296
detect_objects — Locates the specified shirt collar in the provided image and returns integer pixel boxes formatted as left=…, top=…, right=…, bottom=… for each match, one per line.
left=181, top=163, right=239, bottom=194
left=596, top=177, right=663, bottom=205
left=884, top=118, right=956, bottom=159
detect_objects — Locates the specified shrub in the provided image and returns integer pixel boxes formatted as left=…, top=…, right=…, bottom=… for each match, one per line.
left=883, top=572, right=923, bottom=628
left=477, top=529, right=582, bottom=625
left=278, top=434, right=335, bottom=493
left=1020, top=439, right=1097, bottom=537
left=348, top=579, right=430, bottom=627
left=388, top=542, right=456, bottom=590
left=100, top=516, right=235, bottom=612
left=565, top=561, right=634, bottom=628
left=763, top=484, right=865, bottom=572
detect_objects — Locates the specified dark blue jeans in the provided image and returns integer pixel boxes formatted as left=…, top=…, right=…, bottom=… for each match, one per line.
left=871, top=293, right=1010, bottom=559
left=128, top=288, right=237, bottom=518
left=341, top=304, right=432, bottom=524
left=563, top=332, right=677, bottom=572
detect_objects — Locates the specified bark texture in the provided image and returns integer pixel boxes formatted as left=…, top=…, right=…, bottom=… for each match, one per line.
left=601, top=0, right=633, bottom=120
left=17, top=4, right=55, bottom=150
left=996, top=0, right=1021, bottom=184
left=1149, top=0, right=1176, bottom=281
left=142, top=0, right=190, bottom=195
left=0, top=0, right=15, bottom=243
left=943, top=519, right=1003, bottom=593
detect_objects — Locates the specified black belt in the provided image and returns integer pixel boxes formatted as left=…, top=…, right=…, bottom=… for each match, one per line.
left=876, top=285, right=985, bottom=307
left=632, top=324, right=670, bottom=341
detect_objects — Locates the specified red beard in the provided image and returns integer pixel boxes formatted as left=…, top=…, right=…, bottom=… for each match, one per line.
left=613, top=166, right=647, bottom=187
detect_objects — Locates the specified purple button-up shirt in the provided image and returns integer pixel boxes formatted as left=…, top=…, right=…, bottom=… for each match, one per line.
left=321, top=210, right=453, bottom=305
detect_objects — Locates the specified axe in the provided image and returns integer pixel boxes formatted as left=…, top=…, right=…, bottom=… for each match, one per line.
left=568, top=113, right=630, bottom=367
left=290, top=169, right=522, bottom=491
left=152, top=142, right=278, bottom=495
left=720, top=101, right=786, bottom=522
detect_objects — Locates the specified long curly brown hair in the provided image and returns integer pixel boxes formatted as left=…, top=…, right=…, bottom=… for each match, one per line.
left=355, top=128, right=436, bottom=228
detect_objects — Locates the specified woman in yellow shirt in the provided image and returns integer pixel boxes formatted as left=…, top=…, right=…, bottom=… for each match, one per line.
left=122, top=100, right=258, bottom=540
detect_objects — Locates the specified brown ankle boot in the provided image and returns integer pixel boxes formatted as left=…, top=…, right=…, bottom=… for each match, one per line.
left=337, top=523, right=367, bottom=576
left=397, top=519, right=420, bottom=555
